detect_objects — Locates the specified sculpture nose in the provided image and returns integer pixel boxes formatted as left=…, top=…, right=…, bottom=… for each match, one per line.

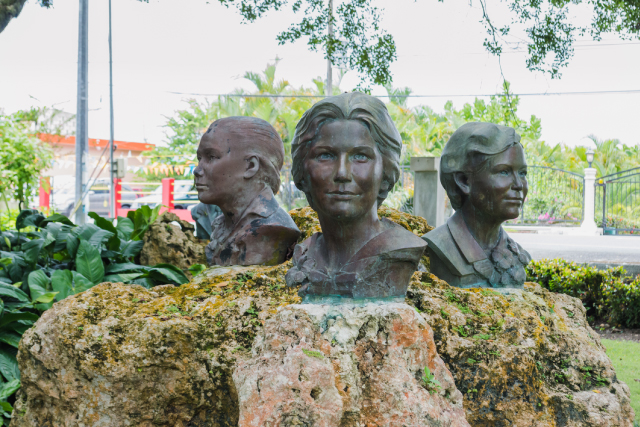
left=512, top=172, right=524, bottom=191
left=334, top=154, right=352, bottom=183
left=193, top=165, right=204, bottom=178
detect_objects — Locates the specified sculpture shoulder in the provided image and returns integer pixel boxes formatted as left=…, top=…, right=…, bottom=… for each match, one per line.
left=422, top=224, right=474, bottom=276
left=421, top=223, right=453, bottom=252
left=254, top=207, right=301, bottom=235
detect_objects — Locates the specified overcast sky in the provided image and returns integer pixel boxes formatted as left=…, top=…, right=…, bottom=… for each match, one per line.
left=1, top=0, right=639, bottom=148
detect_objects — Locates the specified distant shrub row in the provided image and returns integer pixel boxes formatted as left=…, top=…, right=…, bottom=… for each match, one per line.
left=527, top=259, right=640, bottom=328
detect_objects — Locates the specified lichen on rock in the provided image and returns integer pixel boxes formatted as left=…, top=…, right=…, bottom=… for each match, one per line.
left=11, top=208, right=634, bottom=426
left=406, top=272, right=635, bottom=427
left=139, top=212, right=207, bottom=277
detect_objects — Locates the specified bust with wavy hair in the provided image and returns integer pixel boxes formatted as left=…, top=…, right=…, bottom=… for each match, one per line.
left=422, top=122, right=532, bottom=291
left=285, top=92, right=427, bottom=301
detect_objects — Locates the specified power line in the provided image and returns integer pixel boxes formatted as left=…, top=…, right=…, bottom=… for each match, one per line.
left=165, top=89, right=640, bottom=98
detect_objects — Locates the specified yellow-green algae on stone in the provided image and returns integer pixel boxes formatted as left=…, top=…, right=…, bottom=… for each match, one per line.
left=12, top=207, right=634, bottom=427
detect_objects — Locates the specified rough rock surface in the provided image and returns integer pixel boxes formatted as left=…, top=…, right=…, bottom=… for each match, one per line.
left=235, top=303, right=468, bottom=426
left=139, top=212, right=207, bottom=277
left=12, top=208, right=634, bottom=426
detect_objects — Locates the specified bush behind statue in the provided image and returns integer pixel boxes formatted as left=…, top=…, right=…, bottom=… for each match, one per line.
left=527, top=258, right=640, bottom=328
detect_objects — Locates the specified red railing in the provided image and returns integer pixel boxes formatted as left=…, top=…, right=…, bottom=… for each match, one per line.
left=115, top=177, right=194, bottom=222
left=38, top=177, right=196, bottom=222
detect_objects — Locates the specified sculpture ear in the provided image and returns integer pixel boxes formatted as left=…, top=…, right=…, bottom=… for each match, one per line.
left=453, top=172, right=471, bottom=196
left=244, top=155, right=259, bottom=179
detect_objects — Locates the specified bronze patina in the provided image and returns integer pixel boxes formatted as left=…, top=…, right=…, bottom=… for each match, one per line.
left=194, top=116, right=300, bottom=266
left=422, top=122, right=532, bottom=290
left=285, top=93, right=426, bottom=300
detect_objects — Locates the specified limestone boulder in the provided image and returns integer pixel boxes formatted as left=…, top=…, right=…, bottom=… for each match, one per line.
left=406, top=273, right=635, bottom=426
left=235, top=303, right=468, bottom=426
left=139, top=212, right=207, bottom=277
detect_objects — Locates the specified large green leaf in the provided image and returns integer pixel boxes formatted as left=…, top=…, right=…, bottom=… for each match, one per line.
left=103, top=272, right=144, bottom=283
left=75, top=241, right=104, bottom=284
left=0, top=348, right=20, bottom=382
left=0, top=284, right=29, bottom=302
left=120, top=240, right=144, bottom=258
left=87, top=229, right=115, bottom=248
left=28, top=282, right=56, bottom=304
left=21, top=239, right=44, bottom=265
left=0, top=312, right=39, bottom=329
left=70, top=271, right=95, bottom=294
left=40, top=213, right=74, bottom=227
left=88, top=213, right=120, bottom=250
left=105, top=262, right=146, bottom=274
left=28, top=270, right=50, bottom=290
left=15, top=210, right=44, bottom=230
left=51, top=269, right=73, bottom=301
left=115, top=217, right=134, bottom=240
left=0, top=379, right=20, bottom=400
left=146, top=264, right=189, bottom=285
left=66, top=234, right=79, bottom=258
left=0, top=332, right=21, bottom=348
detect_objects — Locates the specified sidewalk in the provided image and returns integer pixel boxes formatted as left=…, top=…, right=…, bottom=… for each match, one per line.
left=508, top=232, right=640, bottom=276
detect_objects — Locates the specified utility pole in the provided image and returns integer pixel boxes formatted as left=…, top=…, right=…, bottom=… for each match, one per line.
left=75, top=0, right=89, bottom=225
left=326, top=0, right=333, bottom=97
left=108, top=0, right=115, bottom=218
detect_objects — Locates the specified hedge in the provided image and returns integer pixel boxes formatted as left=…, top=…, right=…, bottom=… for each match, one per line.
left=527, top=259, right=640, bottom=328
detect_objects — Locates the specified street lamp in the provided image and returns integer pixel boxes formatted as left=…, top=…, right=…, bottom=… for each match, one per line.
left=586, top=148, right=595, bottom=168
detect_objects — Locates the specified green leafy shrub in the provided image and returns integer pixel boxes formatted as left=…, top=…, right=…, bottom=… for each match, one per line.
left=0, top=207, right=188, bottom=420
left=527, top=259, right=640, bottom=328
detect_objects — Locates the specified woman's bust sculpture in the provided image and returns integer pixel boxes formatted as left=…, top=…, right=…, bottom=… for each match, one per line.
left=284, top=93, right=427, bottom=301
left=422, top=122, right=532, bottom=290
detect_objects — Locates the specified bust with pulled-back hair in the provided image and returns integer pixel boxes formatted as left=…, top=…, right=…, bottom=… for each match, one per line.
left=422, top=122, right=532, bottom=291
left=285, top=93, right=426, bottom=301
left=194, top=116, right=300, bottom=266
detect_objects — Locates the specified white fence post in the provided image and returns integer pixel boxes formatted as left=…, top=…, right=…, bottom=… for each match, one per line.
left=578, top=167, right=600, bottom=235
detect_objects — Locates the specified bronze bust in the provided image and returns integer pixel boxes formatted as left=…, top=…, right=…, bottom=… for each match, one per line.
left=194, top=116, right=300, bottom=266
left=285, top=93, right=426, bottom=301
left=422, top=122, right=532, bottom=290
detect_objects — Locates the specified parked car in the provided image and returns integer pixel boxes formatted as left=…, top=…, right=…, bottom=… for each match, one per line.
left=53, top=178, right=139, bottom=217
left=129, top=180, right=198, bottom=210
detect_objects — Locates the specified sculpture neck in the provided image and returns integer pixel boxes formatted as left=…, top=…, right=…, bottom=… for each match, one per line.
left=458, top=203, right=503, bottom=252
left=219, top=183, right=268, bottom=229
left=317, top=205, right=384, bottom=270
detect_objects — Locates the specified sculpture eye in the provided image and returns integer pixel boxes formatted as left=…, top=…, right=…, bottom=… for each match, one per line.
left=519, top=170, right=528, bottom=177
left=353, top=153, right=369, bottom=162
left=499, top=169, right=510, bottom=176
left=317, top=152, right=334, bottom=161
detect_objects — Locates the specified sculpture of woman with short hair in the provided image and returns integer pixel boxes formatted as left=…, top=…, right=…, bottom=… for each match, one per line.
left=423, top=122, right=532, bottom=290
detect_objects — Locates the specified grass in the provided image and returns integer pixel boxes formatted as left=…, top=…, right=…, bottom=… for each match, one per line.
left=602, top=339, right=640, bottom=422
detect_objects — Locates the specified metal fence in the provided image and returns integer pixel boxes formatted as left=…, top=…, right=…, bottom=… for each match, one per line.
left=512, top=166, right=585, bottom=226
left=595, top=167, right=640, bottom=235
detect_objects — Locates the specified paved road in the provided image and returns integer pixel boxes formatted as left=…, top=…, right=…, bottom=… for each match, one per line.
left=508, top=233, right=640, bottom=265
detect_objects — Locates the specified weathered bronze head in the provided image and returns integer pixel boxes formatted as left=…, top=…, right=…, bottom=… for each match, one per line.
left=194, top=116, right=300, bottom=267
left=286, top=93, right=426, bottom=301
left=423, top=122, right=532, bottom=291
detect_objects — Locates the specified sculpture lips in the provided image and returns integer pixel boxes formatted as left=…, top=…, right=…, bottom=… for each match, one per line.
left=196, top=185, right=209, bottom=191
left=327, top=191, right=358, bottom=200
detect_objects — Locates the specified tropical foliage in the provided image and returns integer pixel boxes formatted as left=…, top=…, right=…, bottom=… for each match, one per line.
left=527, top=259, right=640, bottom=329
left=0, top=207, right=186, bottom=420
left=0, top=111, right=54, bottom=210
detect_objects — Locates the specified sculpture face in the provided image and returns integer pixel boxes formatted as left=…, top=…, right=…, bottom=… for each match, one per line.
left=422, top=122, right=532, bottom=291
left=285, top=94, right=427, bottom=301
left=304, top=120, right=383, bottom=221
left=467, top=144, right=528, bottom=222
left=195, top=128, right=241, bottom=207
left=193, top=117, right=301, bottom=267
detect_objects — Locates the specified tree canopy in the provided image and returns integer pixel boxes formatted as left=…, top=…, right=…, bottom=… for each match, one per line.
left=2, top=0, right=639, bottom=85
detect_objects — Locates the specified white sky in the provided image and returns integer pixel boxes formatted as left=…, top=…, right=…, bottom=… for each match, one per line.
left=1, top=0, right=639, bottom=148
